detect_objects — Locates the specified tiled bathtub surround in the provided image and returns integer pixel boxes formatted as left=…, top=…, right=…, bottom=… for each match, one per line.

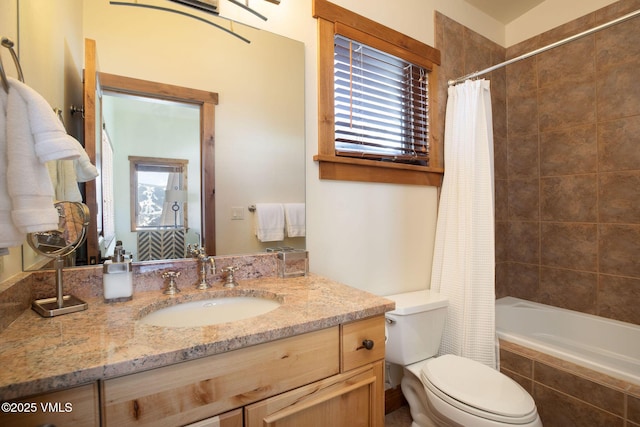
left=436, top=4, right=640, bottom=425
left=0, top=253, right=280, bottom=333
left=500, top=0, right=640, bottom=325
left=437, top=0, right=640, bottom=326
left=500, top=339, right=640, bottom=427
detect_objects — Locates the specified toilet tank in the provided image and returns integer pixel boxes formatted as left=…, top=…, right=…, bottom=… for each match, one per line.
left=384, top=290, right=448, bottom=366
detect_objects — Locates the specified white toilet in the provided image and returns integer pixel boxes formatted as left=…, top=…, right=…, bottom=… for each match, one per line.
left=385, top=290, right=542, bottom=427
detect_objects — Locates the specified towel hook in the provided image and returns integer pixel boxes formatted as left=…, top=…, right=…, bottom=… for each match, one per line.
left=0, top=36, right=25, bottom=93
left=1, top=38, right=24, bottom=82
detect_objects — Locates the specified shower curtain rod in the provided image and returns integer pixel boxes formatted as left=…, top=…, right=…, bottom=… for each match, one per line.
left=448, top=8, right=640, bottom=86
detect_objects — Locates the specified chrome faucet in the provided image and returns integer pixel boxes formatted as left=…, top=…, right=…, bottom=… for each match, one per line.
left=187, top=244, right=216, bottom=290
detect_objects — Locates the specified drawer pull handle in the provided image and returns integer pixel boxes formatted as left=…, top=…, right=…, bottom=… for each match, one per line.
left=357, top=339, right=374, bottom=351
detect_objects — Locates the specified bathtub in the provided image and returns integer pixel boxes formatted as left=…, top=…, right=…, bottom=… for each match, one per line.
left=495, top=296, right=640, bottom=386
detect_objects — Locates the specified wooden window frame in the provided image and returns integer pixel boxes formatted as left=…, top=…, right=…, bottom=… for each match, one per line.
left=129, top=156, right=189, bottom=232
left=313, top=0, right=444, bottom=186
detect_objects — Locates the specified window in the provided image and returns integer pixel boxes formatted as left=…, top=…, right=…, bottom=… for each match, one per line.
left=129, top=156, right=189, bottom=231
left=313, top=0, right=443, bottom=186
left=334, top=35, right=429, bottom=165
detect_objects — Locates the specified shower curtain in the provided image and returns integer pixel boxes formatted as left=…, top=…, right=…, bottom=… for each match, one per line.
left=430, top=79, right=496, bottom=368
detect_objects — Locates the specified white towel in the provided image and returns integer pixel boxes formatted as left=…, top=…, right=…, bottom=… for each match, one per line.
left=10, top=79, right=80, bottom=162
left=0, top=82, right=25, bottom=247
left=6, top=80, right=60, bottom=233
left=4, top=77, right=89, bottom=237
left=284, top=203, right=305, bottom=237
left=254, top=203, right=285, bottom=242
left=73, top=139, right=99, bottom=182
left=48, top=160, right=83, bottom=202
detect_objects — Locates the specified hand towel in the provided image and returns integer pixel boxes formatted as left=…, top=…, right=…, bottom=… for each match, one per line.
left=284, top=203, right=305, bottom=237
left=6, top=78, right=66, bottom=234
left=0, top=82, right=26, bottom=247
left=254, top=203, right=285, bottom=242
left=53, top=160, right=83, bottom=202
left=73, top=139, right=99, bottom=182
left=9, top=78, right=80, bottom=163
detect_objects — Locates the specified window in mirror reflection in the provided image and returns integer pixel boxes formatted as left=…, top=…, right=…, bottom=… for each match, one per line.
left=129, top=156, right=188, bottom=231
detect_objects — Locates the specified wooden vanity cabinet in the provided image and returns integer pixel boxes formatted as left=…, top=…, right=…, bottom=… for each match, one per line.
left=0, top=382, right=100, bottom=427
left=99, top=315, right=385, bottom=427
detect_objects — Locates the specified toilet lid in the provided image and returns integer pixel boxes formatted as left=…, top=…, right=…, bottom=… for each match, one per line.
left=422, top=355, right=537, bottom=422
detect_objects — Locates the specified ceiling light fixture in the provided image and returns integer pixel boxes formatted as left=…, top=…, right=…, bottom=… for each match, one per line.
left=110, top=1, right=251, bottom=43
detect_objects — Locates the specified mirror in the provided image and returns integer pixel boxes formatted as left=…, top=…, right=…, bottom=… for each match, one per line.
left=27, top=201, right=89, bottom=258
left=19, top=0, right=305, bottom=270
left=27, top=201, right=90, bottom=317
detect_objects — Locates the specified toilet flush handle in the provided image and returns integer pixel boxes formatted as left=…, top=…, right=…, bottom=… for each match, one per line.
left=357, top=339, right=375, bottom=351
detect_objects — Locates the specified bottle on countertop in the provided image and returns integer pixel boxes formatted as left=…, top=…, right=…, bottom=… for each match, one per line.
left=103, top=240, right=133, bottom=301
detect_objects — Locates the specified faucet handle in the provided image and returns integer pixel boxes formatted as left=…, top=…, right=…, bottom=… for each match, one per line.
left=161, top=271, right=181, bottom=295
left=222, top=266, right=239, bottom=288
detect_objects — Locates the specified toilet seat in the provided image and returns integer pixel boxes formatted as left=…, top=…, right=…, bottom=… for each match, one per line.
left=409, top=355, right=538, bottom=424
left=423, top=355, right=538, bottom=424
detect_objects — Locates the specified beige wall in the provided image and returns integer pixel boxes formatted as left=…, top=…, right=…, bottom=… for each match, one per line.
left=506, top=0, right=619, bottom=45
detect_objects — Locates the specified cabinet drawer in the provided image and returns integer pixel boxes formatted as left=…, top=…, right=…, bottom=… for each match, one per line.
left=184, top=408, right=242, bottom=427
left=0, top=382, right=100, bottom=427
left=341, top=315, right=386, bottom=372
left=103, top=327, right=339, bottom=426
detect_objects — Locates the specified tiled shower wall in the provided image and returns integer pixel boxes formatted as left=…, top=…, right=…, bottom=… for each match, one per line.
left=500, top=0, right=640, bottom=326
left=436, top=0, right=640, bottom=326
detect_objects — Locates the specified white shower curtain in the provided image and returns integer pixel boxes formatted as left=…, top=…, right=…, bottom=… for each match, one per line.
left=430, top=79, right=496, bottom=368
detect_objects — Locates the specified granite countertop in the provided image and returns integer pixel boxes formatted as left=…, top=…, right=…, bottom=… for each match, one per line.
left=0, top=274, right=394, bottom=401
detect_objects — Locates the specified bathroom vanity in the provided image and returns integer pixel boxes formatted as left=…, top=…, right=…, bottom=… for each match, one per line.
left=0, top=273, right=393, bottom=427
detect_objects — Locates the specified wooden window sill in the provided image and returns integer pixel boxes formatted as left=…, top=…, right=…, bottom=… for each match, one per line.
left=314, top=154, right=444, bottom=186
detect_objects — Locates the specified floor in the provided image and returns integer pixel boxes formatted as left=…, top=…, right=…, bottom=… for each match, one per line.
left=385, top=405, right=413, bottom=427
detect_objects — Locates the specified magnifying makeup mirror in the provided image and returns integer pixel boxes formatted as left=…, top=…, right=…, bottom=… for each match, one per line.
left=27, top=201, right=91, bottom=317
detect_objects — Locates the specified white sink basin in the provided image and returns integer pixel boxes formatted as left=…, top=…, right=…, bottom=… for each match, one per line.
left=139, top=296, right=281, bottom=327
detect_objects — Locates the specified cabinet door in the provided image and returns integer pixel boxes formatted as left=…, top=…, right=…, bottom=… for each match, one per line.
left=0, top=383, right=99, bottom=427
left=245, top=361, right=384, bottom=427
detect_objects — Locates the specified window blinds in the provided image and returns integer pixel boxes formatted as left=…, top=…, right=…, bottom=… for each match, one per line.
left=334, top=34, right=430, bottom=165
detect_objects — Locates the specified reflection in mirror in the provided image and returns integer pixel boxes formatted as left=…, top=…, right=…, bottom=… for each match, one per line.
left=129, top=156, right=189, bottom=230
left=19, top=0, right=305, bottom=271
left=27, top=202, right=89, bottom=257
left=102, top=90, right=201, bottom=262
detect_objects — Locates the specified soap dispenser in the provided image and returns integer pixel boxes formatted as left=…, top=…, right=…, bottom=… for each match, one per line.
left=103, top=240, right=133, bottom=301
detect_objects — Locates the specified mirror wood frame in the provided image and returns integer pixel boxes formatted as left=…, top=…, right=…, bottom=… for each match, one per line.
left=84, top=39, right=219, bottom=260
